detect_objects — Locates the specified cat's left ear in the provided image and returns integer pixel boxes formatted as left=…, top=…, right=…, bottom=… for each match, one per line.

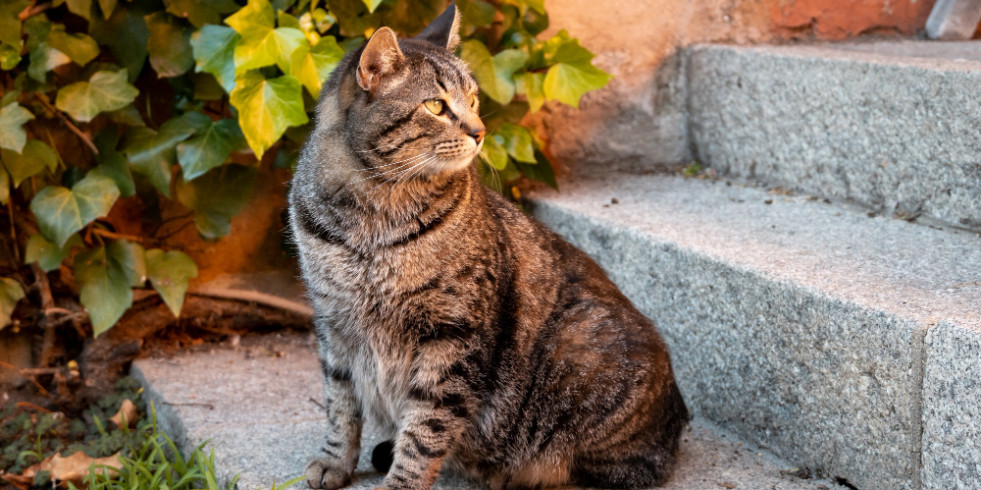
left=416, top=2, right=460, bottom=52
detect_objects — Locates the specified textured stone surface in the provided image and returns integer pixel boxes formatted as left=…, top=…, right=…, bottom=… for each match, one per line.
left=528, top=174, right=981, bottom=490
left=133, top=333, right=845, bottom=490
left=687, top=42, right=981, bottom=231
left=922, top=321, right=981, bottom=490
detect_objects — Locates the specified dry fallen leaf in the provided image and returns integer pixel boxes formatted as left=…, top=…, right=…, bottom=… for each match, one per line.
left=47, top=451, right=122, bottom=486
left=11, top=451, right=122, bottom=488
left=109, top=398, right=138, bottom=428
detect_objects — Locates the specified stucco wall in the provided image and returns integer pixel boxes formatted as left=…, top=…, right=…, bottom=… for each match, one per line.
left=532, top=0, right=936, bottom=173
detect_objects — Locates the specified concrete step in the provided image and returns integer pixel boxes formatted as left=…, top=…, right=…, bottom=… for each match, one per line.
left=132, top=332, right=847, bottom=490
left=526, top=173, right=981, bottom=490
left=686, top=41, right=981, bottom=231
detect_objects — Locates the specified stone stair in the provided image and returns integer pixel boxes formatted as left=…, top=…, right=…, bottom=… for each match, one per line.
left=132, top=333, right=848, bottom=490
left=528, top=40, right=981, bottom=490
left=129, top=40, right=980, bottom=490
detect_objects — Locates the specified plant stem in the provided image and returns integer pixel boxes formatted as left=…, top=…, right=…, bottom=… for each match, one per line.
left=18, top=1, right=50, bottom=21
left=91, top=228, right=147, bottom=243
left=33, top=263, right=56, bottom=368
left=32, top=92, right=100, bottom=156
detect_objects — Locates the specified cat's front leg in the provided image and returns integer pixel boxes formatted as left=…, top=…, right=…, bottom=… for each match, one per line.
left=381, top=346, right=472, bottom=490
left=306, top=353, right=362, bottom=489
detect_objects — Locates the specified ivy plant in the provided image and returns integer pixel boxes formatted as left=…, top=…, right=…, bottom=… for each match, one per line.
left=0, top=0, right=610, bottom=336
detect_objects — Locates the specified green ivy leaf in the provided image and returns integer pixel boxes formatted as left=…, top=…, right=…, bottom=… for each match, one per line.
left=145, top=11, right=194, bottom=78
left=92, top=6, right=149, bottom=82
left=122, top=112, right=206, bottom=197
left=461, top=40, right=528, bottom=105
left=165, top=0, right=239, bottom=28
left=25, top=233, right=83, bottom=272
left=60, top=0, right=94, bottom=22
left=516, top=72, right=545, bottom=112
left=229, top=71, right=308, bottom=159
left=1, top=140, right=59, bottom=187
left=0, top=277, right=25, bottom=330
left=515, top=150, right=557, bottom=189
left=290, top=35, right=344, bottom=97
left=177, top=118, right=243, bottom=180
left=73, top=245, right=132, bottom=336
left=0, top=1, right=29, bottom=48
left=30, top=173, right=120, bottom=248
left=28, top=43, right=72, bottom=82
left=543, top=39, right=611, bottom=108
left=175, top=164, right=257, bottom=238
left=459, top=0, right=495, bottom=29
left=56, top=69, right=139, bottom=122
left=107, top=239, right=146, bottom=287
left=145, top=249, right=197, bottom=317
left=190, top=25, right=240, bottom=93
left=47, top=24, right=100, bottom=67
left=0, top=103, right=34, bottom=153
left=226, top=0, right=305, bottom=74
left=480, top=132, right=509, bottom=171
left=0, top=43, right=22, bottom=70
left=494, top=123, right=536, bottom=163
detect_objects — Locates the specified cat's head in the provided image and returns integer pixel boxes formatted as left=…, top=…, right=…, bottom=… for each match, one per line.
left=335, top=3, right=485, bottom=181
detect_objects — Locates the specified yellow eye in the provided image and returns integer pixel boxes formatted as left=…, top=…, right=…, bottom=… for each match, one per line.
left=424, top=99, right=445, bottom=115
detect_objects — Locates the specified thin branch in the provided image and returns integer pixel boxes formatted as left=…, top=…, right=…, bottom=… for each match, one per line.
left=6, top=199, right=18, bottom=263
left=33, top=92, right=99, bottom=156
left=18, top=2, right=51, bottom=21
left=91, top=228, right=146, bottom=243
left=0, top=360, right=54, bottom=399
left=32, top=264, right=56, bottom=368
left=155, top=219, right=195, bottom=241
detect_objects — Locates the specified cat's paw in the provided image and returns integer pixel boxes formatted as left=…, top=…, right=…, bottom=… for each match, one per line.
left=304, top=458, right=350, bottom=489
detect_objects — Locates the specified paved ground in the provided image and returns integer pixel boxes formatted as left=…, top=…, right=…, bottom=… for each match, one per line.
left=132, top=332, right=845, bottom=490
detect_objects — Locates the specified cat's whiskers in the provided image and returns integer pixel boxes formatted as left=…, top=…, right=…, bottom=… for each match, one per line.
left=390, top=154, right=440, bottom=185
left=356, top=150, right=434, bottom=173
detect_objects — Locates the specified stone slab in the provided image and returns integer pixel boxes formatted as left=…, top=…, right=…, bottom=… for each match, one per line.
left=687, top=42, right=981, bottom=231
left=132, top=333, right=845, bottom=490
left=922, top=321, right=981, bottom=490
left=527, top=173, right=981, bottom=490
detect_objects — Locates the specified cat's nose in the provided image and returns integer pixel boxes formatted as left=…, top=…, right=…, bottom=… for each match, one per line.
left=469, top=127, right=485, bottom=144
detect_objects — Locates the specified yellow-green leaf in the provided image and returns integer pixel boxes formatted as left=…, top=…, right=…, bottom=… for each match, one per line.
left=145, top=249, right=197, bottom=317
left=362, top=0, right=383, bottom=13
left=480, top=133, right=508, bottom=171
left=56, top=69, right=139, bottom=122
left=0, top=277, right=25, bottom=330
left=0, top=103, right=34, bottom=153
left=1, top=140, right=58, bottom=187
left=542, top=39, right=611, bottom=109
left=46, top=24, right=99, bottom=67
left=290, top=35, right=343, bottom=97
left=229, top=71, right=308, bottom=159
left=30, top=174, right=120, bottom=248
left=226, top=0, right=305, bottom=74
left=495, top=123, right=536, bottom=163
left=516, top=72, right=545, bottom=112
left=25, top=233, right=83, bottom=272
left=461, top=40, right=528, bottom=105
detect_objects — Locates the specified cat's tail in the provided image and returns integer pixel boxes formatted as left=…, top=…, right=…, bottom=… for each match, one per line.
left=371, top=440, right=395, bottom=473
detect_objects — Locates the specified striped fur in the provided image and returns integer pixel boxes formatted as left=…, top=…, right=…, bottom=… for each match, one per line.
left=289, top=5, right=688, bottom=489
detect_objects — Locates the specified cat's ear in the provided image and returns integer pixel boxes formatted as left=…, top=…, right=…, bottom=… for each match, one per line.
left=416, top=2, right=460, bottom=52
left=357, top=27, right=404, bottom=92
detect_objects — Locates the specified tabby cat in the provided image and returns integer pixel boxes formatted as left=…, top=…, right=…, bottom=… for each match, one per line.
left=288, top=4, right=689, bottom=489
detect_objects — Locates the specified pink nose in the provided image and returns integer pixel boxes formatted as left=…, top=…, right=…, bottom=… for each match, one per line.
left=470, top=128, right=485, bottom=143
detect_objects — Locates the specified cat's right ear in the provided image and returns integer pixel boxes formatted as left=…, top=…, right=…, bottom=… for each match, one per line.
left=357, top=27, right=404, bottom=93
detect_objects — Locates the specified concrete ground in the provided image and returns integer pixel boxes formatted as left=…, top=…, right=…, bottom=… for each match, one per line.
left=132, top=332, right=845, bottom=490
